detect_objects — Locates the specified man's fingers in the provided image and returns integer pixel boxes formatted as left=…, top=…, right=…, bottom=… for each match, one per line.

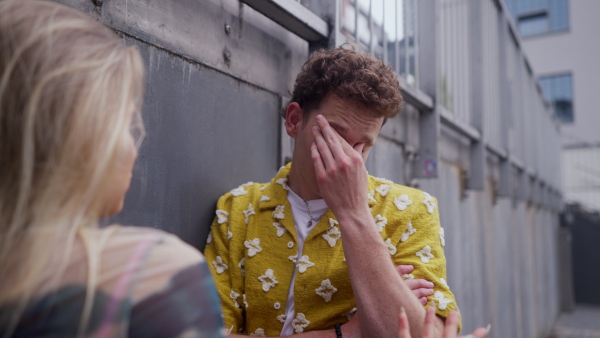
left=404, top=279, right=434, bottom=290
left=421, top=301, right=437, bottom=338
left=410, top=288, right=435, bottom=299
left=419, top=297, right=428, bottom=306
left=442, top=311, right=460, bottom=338
left=310, top=142, right=326, bottom=177
left=315, top=115, right=346, bottom=160
left=470, top=326, right=489, bottom=338
left=396, top=264, right=414, bottom=275
left=398, top=307, right=411, bottom=338
left=312, top=126, right=336, bottom=169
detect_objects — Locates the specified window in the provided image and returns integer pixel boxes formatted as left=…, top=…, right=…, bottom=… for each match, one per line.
left=518, top=12, right=549, bottom=37
left=505, top=0, right=569, bottom=37
left=539, top=73, right=573, bottom=123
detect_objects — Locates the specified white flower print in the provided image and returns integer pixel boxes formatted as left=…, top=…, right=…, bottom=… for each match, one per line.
left=227, top=227, right=233, bottom=241
left=260, top=185, right=267, bottom=191
left=329, top=218, right=339, bottom=227
left=216, top=210, right=229, bottom=224
left=277, top=314, right=286, bottom=323
left=276, top=178, right=288, bottom=190
left=273, top=205, right=285, bottom=220
left=394, top=195, right=413, bottom=211
left=368, top=190, right=377, bottom=203
left=238, top=258, right=246, bottom=277
left=440, top=278, right=449, bottom=288
left=244, top=238, right=262, bottom=257
left=249, top=328, right=265, bottom=336
left=401, top=221, right=416, bottom=242
left=416, top=246, right=434, bottom=263
left=243, top=294, right=248, bottom=309
left=231, top=186, right=248, bottom=197
left=272, top=222, right=286, bottom=237
left=402, top=274, right=415, bottom=280
left=289, top=255, right=315, bottom=273
left=375, top=176, right=393, bottom=184
left=439, top=227, right=445, bottom=247
left=241, top=181, right=254, bottom=187
left=212, top=256, right=228, bottom=274
left=341, top=307, right=357, bottom=321
left=258, top=268, right=278, bottom=292
left=315, top=279, right=338, bottom=302
left=243, top=203, right=255, bottom=224
left=376, top=184, right=392, bottom=197
left=259, top=195, right=271, bottom=203
left=322, top=226, right=341, bottom=247
left=423, top=192, right=437, bottom=214
left=292, top=313, right=310, bottom=333
left=274, top=302, right=281, bottom=309
left=433, top=291, right=453, bottom=310
left=384, top=238, right=397, bottom=255
left=230, top=289, right=240, bottom=308
left=206, top=231, right=213, bottom=244
left=374, top=214, right=387, bottom=232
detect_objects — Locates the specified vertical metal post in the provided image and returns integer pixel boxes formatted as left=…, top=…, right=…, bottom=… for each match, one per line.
left=413, top=0, right=439, bottom=178
left=413, top=0, right=419, bottom=86
left=497, top=13, right=512, bottom=197
left=303, top=0, right=339, bottom=51
left=468, top=0, right=485, bottom=190
left=395, top=0, right=400, bottom=72
left=368, top=0, right=374, bottom=54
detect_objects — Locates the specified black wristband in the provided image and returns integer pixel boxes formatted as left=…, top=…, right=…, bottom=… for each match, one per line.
left=334, top=323, right=343, bottom=338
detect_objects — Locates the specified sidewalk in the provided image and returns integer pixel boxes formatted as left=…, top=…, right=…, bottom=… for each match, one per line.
left=551, top=304, right=600, bottom=338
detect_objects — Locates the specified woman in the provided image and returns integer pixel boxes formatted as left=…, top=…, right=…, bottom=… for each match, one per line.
left=0, top=1, right=223, bottom=336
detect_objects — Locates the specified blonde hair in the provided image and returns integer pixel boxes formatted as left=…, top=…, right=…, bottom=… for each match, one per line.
left=0, top=0, right=145, bottom=334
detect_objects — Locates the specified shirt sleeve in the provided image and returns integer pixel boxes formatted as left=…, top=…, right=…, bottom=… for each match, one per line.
left=389, top=193, right=462, bottom=332
left=203, top=193, right=246, bottom=334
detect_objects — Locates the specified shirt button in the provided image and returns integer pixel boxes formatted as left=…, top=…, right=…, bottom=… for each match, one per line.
left=287, top=241, right=294, bottom=248
left=274, top=302, right=281, bottom=309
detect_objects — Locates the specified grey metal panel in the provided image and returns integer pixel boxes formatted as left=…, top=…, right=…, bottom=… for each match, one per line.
left=364, top=137, right=405, bottom=185
left=110, top=38, right=280, bottom=251
left=413, top=0, right=439, bottom=178
left=101, top=0, right=308, bottom=97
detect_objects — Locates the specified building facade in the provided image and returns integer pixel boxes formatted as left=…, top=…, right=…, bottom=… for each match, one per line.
left=506, top=0, right=600, bottom=211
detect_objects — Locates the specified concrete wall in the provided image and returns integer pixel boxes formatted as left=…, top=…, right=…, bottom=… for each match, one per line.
left=520, top=0, right=600, bottom=145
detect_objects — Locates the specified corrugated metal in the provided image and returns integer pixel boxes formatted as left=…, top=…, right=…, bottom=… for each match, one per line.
left=439, top=0, right=472, bottom=125
left=482, top=0, right=502, bottom=150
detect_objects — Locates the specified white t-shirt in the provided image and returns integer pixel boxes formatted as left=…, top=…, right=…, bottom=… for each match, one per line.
left=280, top=188, right=328, bottom=336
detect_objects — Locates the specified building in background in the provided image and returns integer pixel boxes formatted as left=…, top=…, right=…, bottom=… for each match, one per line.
left=505, top=0, right=600, bottom=211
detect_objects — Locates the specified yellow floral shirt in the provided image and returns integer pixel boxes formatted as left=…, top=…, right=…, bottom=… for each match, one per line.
left=204, top=163, right=460, bottom=336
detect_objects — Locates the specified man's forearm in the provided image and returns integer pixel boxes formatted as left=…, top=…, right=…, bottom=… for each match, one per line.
left=337, top=210, right=442, bottom=337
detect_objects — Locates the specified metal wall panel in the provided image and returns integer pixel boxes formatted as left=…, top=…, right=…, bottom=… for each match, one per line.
left=110, top=38, right=281, bottom=251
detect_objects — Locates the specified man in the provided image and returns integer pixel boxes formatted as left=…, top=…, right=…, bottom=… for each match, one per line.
left=205, top=46, right=459, bottom=337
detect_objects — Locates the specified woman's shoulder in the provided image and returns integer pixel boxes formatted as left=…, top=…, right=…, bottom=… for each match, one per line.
left=99, top=225, right=205, bottom=271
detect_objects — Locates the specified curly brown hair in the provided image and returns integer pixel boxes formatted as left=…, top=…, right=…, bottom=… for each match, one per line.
left=283, top=44, right=403, bottom=119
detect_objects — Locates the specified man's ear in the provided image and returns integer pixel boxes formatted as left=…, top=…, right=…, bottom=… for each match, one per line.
left=285, top=102, right=304, bottom=139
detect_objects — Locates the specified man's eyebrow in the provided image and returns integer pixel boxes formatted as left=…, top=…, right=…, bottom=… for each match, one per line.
left=329, top=121, right=375, bottom=146
left=328, top=121, right=348, bottom=134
